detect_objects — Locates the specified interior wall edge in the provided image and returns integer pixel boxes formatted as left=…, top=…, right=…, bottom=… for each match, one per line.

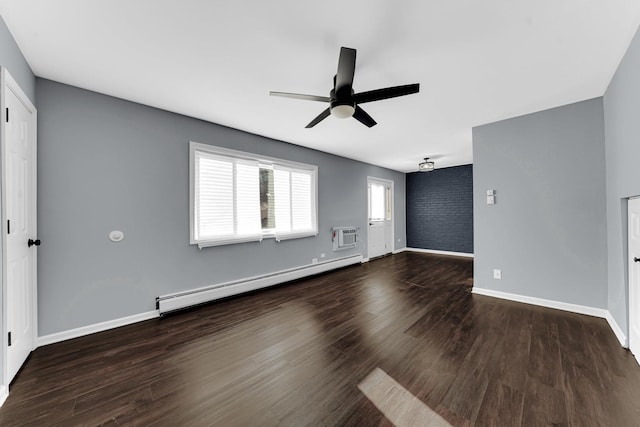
left=605, top=310, right=628, bottom=348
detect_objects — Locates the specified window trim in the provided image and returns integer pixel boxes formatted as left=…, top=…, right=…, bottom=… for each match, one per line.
left=189, top=141, right=318, bottom=248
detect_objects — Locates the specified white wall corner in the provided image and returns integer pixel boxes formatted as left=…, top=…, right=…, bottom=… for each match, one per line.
left=605, top=311, right=628, bottom=348
left=37, top=310, right=160, bottom=348
left=0, top=384, right=8, bottom=407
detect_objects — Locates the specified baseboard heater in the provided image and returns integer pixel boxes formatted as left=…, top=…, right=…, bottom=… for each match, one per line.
left=156, top=254, right=363, bottom=315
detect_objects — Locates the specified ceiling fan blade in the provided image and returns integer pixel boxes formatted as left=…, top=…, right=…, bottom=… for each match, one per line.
left=270, top=91, right=330, bottom=102
left=353, top=83, right=420, bottom=104
left=353, top=106, right=377, bottom=128
left=305, top=107, right=331, bottom=128
left=335, top=47, right=356, bottom=93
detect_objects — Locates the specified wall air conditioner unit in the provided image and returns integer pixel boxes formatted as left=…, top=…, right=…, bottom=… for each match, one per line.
left=333, top=227, right=358, bottom=251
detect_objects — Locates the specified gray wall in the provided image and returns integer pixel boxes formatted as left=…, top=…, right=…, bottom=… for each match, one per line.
left=473, top=98, right=608, bottom=308
left=406, top=165, right=473, bottom=253
left=0, top=14, right=35, bottom=104
left=603, top=26, right=640, bottom=335
left=0, top=14, right=35, bottom=387
left=36, top=78, right=406, bottom=336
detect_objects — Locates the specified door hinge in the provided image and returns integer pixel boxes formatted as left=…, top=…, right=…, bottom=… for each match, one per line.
left=5, top=107, right=8, bottom=123
left=8, top=332, right=11, bottom=346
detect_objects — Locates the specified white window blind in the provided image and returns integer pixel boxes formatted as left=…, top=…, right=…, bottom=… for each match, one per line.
left=273, top=165, right=317, bottom=241
left=234, top=160, right=262, bottom=237
left=194, top=149, right=262, bottom=247
left=191, top=142, right=317, bottom=248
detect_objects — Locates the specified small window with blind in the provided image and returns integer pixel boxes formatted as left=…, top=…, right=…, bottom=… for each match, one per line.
left=190, top=142, right=318, bottom=248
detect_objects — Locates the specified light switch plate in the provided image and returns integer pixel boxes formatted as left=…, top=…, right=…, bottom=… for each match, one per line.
left=487, top=195, right=495, bottom=205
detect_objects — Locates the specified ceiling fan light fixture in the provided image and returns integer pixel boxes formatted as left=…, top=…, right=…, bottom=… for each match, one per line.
left=269, top=47, right=419, bottom=128
left=331, top=104, right=355, bottom=119
left=419, top=157, right=435, bottom=172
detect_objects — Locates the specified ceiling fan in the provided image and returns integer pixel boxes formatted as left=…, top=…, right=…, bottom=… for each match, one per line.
left=270, top=47, right=420, bottom=128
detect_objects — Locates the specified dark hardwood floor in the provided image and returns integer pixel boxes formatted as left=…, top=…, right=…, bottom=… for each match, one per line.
left=1, top=252, right=640, bottom=426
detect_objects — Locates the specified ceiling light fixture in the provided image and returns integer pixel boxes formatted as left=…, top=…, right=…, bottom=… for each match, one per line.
left=331, top=104, right=355, bottom=118
left=418, top=157, right=435, bottom=172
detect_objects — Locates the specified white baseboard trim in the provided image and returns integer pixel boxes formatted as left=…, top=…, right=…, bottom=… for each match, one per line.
left=37, top=256, right=362, bottom=346
left=605, top=311, right=628, bottom=348
left=361, top=257, right=370, bottom=263
left=0, top=385, right=7, bottom=407
left=37, top=310, right=160, bottom=348
left=472, top=287, right=607, bottom=318
left=406, top=247, right=474, bottom=258
left=392, top=248, right=407, bottom=254
left=472, top=287, right=630, bottom=348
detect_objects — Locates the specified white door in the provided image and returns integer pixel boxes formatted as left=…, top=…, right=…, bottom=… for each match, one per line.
left=2, top=69, right=37, bottom=385
left=629, top=197, right=640, bottom=361
left=368, top=178, right=393, bottom=259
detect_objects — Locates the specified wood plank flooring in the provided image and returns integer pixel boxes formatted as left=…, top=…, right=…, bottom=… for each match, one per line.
left=1, top=252, right=640, bottom=426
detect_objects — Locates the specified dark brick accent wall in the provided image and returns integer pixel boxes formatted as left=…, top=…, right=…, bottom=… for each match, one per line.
left=406, top=164, right=473, bottom=253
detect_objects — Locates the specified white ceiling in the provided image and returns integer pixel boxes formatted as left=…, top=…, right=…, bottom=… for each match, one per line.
left=1, top=1, right=639, bottom=172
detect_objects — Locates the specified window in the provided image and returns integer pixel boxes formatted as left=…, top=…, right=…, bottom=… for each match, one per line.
left=369, top=183, right=386, bottom=221
left=369, top=181, right=392, bottom=221
left=190, top=142, right=318, bottom=248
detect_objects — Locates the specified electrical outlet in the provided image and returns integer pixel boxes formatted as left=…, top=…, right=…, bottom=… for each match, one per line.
left=320, top=253, right=325, bottom=258
left=493, top=269, right=502, bottom=279
left=312, top=258, right=318, bottom=264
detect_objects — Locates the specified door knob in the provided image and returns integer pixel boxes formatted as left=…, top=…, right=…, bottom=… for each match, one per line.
left=635, top=257, right=640, bottom=263
left=28, top=239, right=40, bottom=247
